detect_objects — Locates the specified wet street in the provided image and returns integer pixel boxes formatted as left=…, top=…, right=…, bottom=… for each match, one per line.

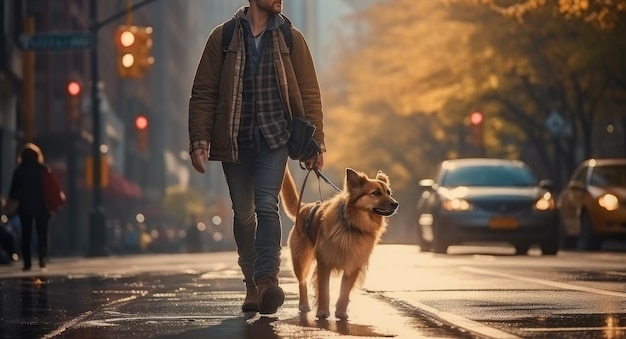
left=1, top=244, right=625, bottom=338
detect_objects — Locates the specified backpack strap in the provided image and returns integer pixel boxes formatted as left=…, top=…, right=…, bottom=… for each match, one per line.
left=222, top=18, right=236, bottom=55
left=221, top=16, right=293, bottom=57
left=278, top=14, right=293, bottom=50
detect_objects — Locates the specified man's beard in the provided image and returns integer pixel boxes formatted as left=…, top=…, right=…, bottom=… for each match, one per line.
left=258, top=1, right=282, bottom=14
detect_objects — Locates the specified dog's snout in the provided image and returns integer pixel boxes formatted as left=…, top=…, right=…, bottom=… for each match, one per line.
left=391, top=201, right=399, bottom=210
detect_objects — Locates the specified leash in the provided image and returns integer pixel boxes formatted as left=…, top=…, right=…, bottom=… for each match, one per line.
left=314, top=169, right=341, bottom=193
left=294, top=167, right=339, bottom=240
left=297, top=156, right=341, bottom=193
left=291, top=156, right=342, bottom=242
left=294, top=168, right=315, bottom=229
left=293, top=157, right=341, bottom=227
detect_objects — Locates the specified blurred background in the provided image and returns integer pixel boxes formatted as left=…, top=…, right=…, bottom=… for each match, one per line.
left=1, top=0, right=625, bottom=256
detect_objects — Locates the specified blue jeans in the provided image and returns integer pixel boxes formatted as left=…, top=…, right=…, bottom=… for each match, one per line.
left=222, top=138, right=288, bottom=283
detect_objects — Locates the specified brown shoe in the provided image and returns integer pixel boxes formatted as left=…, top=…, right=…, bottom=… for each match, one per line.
left=256, top=276, right=285, bottom=314
left=242, top=281, right=259, bottom=312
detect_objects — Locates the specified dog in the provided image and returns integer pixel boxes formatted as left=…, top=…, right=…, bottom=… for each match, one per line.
left=281, top=167, right=399, bottom=319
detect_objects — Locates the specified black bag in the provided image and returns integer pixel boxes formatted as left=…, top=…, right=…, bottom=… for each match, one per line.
left=287, top=116, right=320, bottom=161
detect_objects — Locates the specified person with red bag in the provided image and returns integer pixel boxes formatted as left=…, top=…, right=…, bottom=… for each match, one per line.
left=7, top=143, right=65, bottom=271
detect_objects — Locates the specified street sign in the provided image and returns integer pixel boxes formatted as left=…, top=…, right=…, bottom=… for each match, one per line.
left=546, top=111, right=565, bottom=136
left=20, top=32, right=94, bottom=50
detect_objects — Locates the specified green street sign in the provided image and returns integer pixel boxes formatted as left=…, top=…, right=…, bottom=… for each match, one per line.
left=20, top=32, right=94, bottom=50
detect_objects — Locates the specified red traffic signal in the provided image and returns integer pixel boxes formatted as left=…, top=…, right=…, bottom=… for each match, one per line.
left=135, top=115, right=148, bottom=130
left=468, top=111, right=484, bottom=149
left=469, top=111, right=483, bottom=125
left=67, top=81, right=81, bottom=96
left=135, top=115, right=149, bottom=153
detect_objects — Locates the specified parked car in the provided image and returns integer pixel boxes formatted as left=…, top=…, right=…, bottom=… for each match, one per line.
left=416, top=158, right=559, bottom=255
left=557, top=158, right=626, bottom=250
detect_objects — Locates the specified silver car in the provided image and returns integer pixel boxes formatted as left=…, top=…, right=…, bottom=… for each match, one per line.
left=416, top=158, right=559, bottom=255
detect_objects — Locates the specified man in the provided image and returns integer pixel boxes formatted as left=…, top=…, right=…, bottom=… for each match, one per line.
left=188, top=0, right=325, bottom=315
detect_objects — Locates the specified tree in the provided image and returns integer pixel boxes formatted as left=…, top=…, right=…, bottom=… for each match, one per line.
left=321, top=0, right=626, bottom=238
left=451, top=1, right=626, bottom=182
left=444, top=0, right=626, bottom=30
left=322, top=0, right=490, bottom=237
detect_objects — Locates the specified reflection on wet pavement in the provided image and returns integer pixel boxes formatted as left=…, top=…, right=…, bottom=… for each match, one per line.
left=1, top=272, right=448, bottom=338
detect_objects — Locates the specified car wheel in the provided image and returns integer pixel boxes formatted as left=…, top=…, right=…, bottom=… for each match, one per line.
left=431, top=219, right=449, bottom=254
left=540, top=228, right=560, bottom=255
left=417, top=224, right=432, bottom=252
left=560, top=236, right=577, bottom=249
left=577, top=212, right=602, bottom=251
left=514, top=243, right=530, bottom=255
left=559, top=220, right=577, bottom=249
left=432, top=238, right=448, bottom=254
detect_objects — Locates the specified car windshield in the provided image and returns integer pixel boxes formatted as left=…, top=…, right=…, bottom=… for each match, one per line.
left=589, top=165, right=626, bottom=187
left=441, top=165, right=537, bottom=187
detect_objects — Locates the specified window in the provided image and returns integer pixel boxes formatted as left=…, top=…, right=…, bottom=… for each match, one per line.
left=442, top=165, right=536, bottom=187
left=589, top=165, right=626, bottom=187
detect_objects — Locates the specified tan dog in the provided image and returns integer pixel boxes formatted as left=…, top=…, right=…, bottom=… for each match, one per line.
left=281, top=167, right=398, bottom=319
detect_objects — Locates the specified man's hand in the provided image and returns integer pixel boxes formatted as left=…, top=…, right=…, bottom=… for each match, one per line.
left=191, top=148, right=209, bottom=173
left=305, top=153, right=324, bottom=171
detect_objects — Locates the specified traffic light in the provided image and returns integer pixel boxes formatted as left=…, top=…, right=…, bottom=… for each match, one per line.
left=115, top=25, right=155, bottom=78
left=135, top=114, right=149, bottom=152
left=469, top=111, right=484, bottom=148
left=66, top=80, right=82, bottom=125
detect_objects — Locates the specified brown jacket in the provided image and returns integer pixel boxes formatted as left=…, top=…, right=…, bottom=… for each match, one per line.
left=188, top=12, right=325, bottom=162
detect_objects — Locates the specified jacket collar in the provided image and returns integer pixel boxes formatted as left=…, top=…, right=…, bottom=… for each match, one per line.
left=235, top=6, right=284, bottom=30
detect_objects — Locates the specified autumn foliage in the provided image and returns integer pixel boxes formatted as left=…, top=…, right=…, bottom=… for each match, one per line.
left=319, top=0, right=626, bottom=240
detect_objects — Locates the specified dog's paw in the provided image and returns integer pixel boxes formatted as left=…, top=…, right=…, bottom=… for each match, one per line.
left=335, top=311, right=349, bottom=320
left=299, top=304, right=311, bottom=313
left=316, top=310, right=330, bottom=319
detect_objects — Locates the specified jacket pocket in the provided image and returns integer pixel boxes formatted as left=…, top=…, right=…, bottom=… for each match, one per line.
left=211, top=100, right=228, bottom=145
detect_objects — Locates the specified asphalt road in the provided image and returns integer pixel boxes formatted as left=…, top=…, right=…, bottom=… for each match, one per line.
left=0, top=246, right=470, bottom=339
left=1, top=243, right=625, bottom=338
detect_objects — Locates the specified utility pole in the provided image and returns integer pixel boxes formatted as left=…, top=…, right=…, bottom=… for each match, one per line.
left=22, top=17, right=35, bottom=141
left=87, top=0, right=158, bottom=257
left=87, top=0, right=106, bottom=257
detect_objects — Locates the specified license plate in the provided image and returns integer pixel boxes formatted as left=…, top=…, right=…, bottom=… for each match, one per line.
left=489, top=216, right=518, bottom=229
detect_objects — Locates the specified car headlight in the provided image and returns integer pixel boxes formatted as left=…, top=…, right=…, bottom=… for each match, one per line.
left=534, top=192, right=555, bottom=211
left=442, top=198, right=471, bottom=211
left=598, top=194, right=619, bottom=211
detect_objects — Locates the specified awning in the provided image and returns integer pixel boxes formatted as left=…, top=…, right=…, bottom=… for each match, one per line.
left=106, top=171, right=142, bottom=199
left=49, top=162, right=142, bottom=200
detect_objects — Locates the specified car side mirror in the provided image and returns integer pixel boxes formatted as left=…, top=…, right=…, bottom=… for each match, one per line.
left=568, top=180, right=585, bottom=191
left=419, top=179, right=436, bottom=189
left=539, top=179, right=554, bottom=190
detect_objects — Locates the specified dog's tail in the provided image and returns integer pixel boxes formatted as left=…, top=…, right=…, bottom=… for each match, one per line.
left=280, top=166, right=300, bottom=221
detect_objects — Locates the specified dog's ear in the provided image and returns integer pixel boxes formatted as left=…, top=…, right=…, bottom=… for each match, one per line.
left=376, top=170, right=390, bottom=184
left=346, top=168, right=366, bottom=188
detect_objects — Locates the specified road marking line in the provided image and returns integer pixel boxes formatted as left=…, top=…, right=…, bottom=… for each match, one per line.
left=41, top=311, right=93, bottom=339
left=462, top=267, right=626, bottom=298
left=41, top=295, right=140, bottom=338
left=606, top=271, right=626, bottom=277
left=521, top=326, right=626, bottom=332
left=407, top=299, right=522, bottom=339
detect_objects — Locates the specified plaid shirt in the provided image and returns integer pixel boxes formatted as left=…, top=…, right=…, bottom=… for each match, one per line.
left=238, top=16, right=290, bottom=150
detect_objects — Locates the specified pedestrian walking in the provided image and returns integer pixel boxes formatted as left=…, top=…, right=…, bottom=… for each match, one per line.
left=7, top=143, right=64, bottom=271
left=188, top=0, right=325, bottom=314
